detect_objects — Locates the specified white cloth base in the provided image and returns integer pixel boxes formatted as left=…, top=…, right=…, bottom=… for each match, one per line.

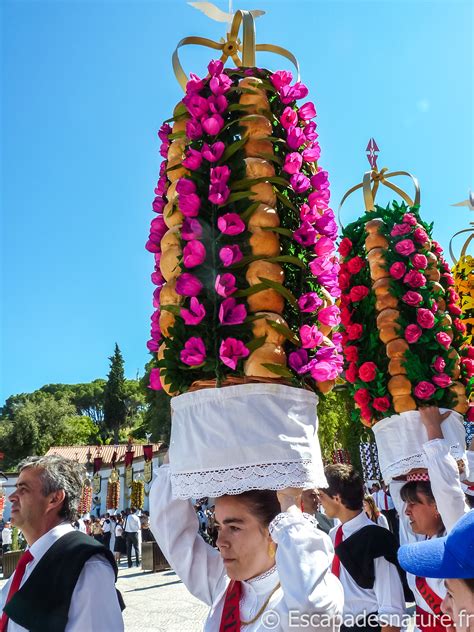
left=169, top=383, right=327, bottom=498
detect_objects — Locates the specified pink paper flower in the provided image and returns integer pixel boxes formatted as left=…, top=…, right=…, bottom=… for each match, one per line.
left=182, top=240, right=206, bottom=268
left=318, top=305, right=341, bottom=327
left=289, top=348, right=310, bottom=374
left=148, top=368, right=162, bottom=391
left=217, top=213, right=245, bottom=235
left=391, top=223, right=412, bottom=237
left=436, top=332, right=452, bottom=349
left=290, top=173, right=311, bottom=193
left=314, top=236, right=335, bottom=257
left=180, top=337, right=206, bottom=366
left=202, top=141, right=225, bottom=162
left=210, top=165, right=231, bottom=184
left=286, top=126, right=306, bottom=149
left=280, top=107, right=298, bottom=129
left=208, top=59, right=224, bottom=76
left=147, top=339, right=159, bottom=352
left=411, top=253, right=428, bottom=269
left=308, top=188, right=330, bottom=209
left=215, top=273, right=237, bottom=297
left=310, top=256, right=332, bottom=277
left=209, top=73, right=232, bottom=95
left=395, top=239, right=416, bottom=256
left=186, top=119, right=203, bottom=140
left=402, top=291, right=423, bottom=306
left=180, top=297, right=206, bottom=325
left=298, top=101, right=316, bottom=120
left=270, top=70, right=293, bottom=91
left=181, top=218, right=203, bottom=241
left=182, top=148, right=203, bottom=171
left=184, top=94, right=208, bottom=118
left=201, top=113, right=224, bottom=135
left=302, top=144, right=321, bottom=162
left=417, top=308, right=435, bottom=329
left=298, top=292, right=323, bottom=312
left=179, top=194, right=201, bottom=217
left=432, top=373, right=452, bottom=388
left=158, top=123, right=171, bottom=143
left=293, top=222, right=317, bottom=247
left=176, top=273, right=203, bottom=296
left=219, top=338, right=249, bottom=370
left=299, top=324, right=324, bottom=349
left=176, top=178, right=196, bottom=195
left=314, top=214, right=337, bottom=239
left=208, top=95, right=228, bottom=114
left=402, top=213, right=417, bottom=226
left=208, top=184, right=230, bottom=206
left=283, top=152, right=303, bottom=174
left=404, top=270, right=427, bottom=288
left=433, top=356, right=446, bottom=372
left=310, top=361, right=337, bottom=382
left=413, top=227, right=429, bottom=244
left=414, top=381, right=436, bottom=400
left=219, top=245, right=243, bottom=267
left=218, top=297, right=247, bottom=325
left=186, top=73, right=206, bottom=94
left=405, top=324, right=422, bottom=343
left=311, top=170, right=329, bottom=191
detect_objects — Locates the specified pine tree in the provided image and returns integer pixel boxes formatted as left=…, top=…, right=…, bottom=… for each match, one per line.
left=103, top=343, right=127, bottom=444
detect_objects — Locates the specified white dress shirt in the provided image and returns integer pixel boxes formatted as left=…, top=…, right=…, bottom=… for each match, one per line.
left=376, top=513, right=390, bottom=529
left=1, top=528, right=12, bottom=545
left=0, top=523, right=124, bottom=632
left=150, top=465, right=343, bottom=631
left=329, top=511, right=406, bottom=622
left=390, top=438, right=471, bottom=620
left=124, top=513, right=141, bottom=533
left=373, top=490, right=395, bottom=511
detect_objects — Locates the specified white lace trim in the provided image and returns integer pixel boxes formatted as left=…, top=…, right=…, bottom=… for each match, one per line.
left=269, top=511, right=318, bottom=537
left=246, top=565, right=277, bottom=585
left=170, top=460, right=327, bottom=499
left=381, top=447, right=467, bottom=482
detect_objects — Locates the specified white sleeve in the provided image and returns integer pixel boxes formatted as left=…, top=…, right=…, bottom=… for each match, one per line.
left=65, top=555, right=124, bottom=631
left=149, top=464, right=227, bottom=606
left=269, top=510, right=344, bottom=617
left=424, top=438, right=470, bottom=533
left=373, top=557, right=406, bottom=620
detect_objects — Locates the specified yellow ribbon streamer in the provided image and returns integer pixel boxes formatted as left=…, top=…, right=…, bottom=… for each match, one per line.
left=338, top=168, right=421, bottom=228
left=172, top=9, right=300, bottom=91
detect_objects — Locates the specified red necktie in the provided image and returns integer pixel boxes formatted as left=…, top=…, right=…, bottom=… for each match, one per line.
left=331, top=525, right=343, bottom=577
left=0, top=549, right=34, bottom=632
left=384, top=492, right=389, bottom=511
left=219, top=579, right=242, bottom=632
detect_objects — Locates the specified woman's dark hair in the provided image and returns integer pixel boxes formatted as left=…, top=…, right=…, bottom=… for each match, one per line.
left=233, top=490, right=281, bottom=528
left=400, top=481, right=435, bottom=504
left=463, top=578, right=474, bottom=591
left=323, top=464, right=364, bottom=511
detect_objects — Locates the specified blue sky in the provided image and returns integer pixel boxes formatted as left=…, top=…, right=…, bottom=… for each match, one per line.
left=1, top=0, right=473, bottom=403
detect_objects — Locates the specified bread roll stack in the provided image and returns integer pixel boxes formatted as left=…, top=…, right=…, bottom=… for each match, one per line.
left=339, top=200, right=471, bottom=427
left=146, top=61, right=343, bottom=395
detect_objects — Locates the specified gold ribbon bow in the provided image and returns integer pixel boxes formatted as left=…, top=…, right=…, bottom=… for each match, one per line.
left=172, top=9, right=300, bottom=91
left=338, top=168, right=421, bottom=228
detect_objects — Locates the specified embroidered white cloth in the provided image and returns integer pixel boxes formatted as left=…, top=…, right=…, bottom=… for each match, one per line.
left=169, top=383, right=327, bottom=498
left=372, top=409, right=467, bottom=483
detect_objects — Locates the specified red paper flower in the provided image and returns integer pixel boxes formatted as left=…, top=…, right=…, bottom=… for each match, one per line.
left=359, top=362, right=377, bottom=382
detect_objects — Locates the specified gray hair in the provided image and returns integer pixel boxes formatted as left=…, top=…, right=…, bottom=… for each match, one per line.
left=18, top=455, right=86, bottom=522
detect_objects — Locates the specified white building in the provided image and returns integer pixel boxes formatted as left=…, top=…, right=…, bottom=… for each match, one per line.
left=0, top=443, right=166, bottom=519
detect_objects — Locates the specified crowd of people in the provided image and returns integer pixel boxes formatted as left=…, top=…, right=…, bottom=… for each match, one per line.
left=1, top=405, right=474, bottom=631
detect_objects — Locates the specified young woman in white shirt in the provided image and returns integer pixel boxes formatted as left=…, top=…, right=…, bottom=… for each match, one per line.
left=150, top=452, right=343, bottom=631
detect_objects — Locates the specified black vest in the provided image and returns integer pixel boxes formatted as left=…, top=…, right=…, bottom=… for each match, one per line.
left=4, top=530, right=125, bottom=632
left=336, top=524, right=413, bottom=602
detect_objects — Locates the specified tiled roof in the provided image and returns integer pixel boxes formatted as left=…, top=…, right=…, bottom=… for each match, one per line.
left=45, top=443, right=165, bottom=465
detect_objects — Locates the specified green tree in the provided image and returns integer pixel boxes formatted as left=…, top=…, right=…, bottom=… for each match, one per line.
left=103, top=344, right=127, bottom=444
left=137, top=360, right=171, bottom=443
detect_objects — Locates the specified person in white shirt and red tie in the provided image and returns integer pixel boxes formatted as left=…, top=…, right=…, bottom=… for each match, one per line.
left=0, top=455, right=124, bottom=632
left=371, top=483, right=399, bottom=542
left=319, top=464, right=408, bottom=632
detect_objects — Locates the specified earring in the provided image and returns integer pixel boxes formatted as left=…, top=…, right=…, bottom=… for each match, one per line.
left=268, top=542, right=276, bottom=559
